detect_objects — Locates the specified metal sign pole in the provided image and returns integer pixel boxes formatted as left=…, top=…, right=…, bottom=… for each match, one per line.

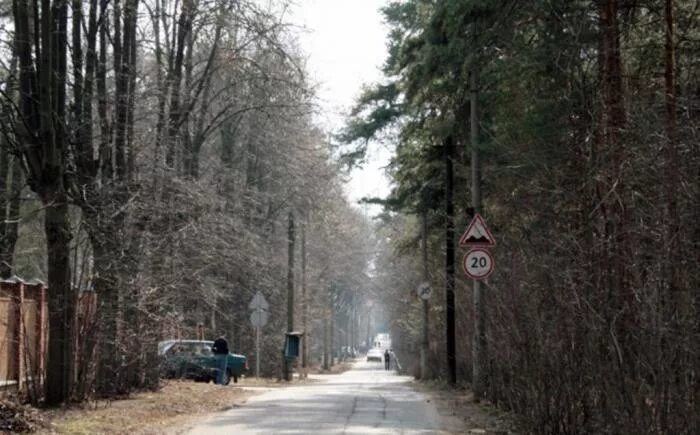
left=470, top=62, right=485, bottom=400
left=249, top=291, right=269, bottom=379
left=256, top=323, right=261, bottom=378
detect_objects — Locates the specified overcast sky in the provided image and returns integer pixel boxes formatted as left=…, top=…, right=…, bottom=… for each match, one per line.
left=289, top=0, right=392, bottom=213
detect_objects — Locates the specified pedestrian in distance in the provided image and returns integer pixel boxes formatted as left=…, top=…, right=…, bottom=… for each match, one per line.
left=384, top=349, right=391, bottom=371
left=389, top=349, right=397, bottom=370
left=212, top=335, right=230, bottom=385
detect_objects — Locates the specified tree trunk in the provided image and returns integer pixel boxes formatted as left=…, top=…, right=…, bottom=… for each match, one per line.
left=0, top=152, right=22, bottom=279
left=13, top=0, right=75, bottom=405
left=43, top=195, right=74, bottom=405
left=165, top=0, right=195, bottom=168
left=598, top=0, right=635, bottom=421
left=663, top=0, right=684, bottom=314
left=0, top=56, right=21, bottom=280
left=600, top=0, right=628, bottom=305
left=91, top=234, right=121, bottom=396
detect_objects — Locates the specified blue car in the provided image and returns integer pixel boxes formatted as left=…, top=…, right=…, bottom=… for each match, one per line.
left=159, top=340, right=248, bottom=384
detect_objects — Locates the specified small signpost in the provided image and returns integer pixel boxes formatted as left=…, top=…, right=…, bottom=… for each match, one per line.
left=417, top=281, right=431, bottom=379
left=417, top=282, right=432, bottom=300
left=459, top=213, right=495, bottom=397
left=249, top=291, right=269, bottom=378
left=459, top=213, right=496, bottom=281
left=249, top=291, right=269, bottom=312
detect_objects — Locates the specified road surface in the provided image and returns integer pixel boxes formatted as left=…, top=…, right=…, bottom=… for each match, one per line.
left=189, top=360, right=452, bottom=434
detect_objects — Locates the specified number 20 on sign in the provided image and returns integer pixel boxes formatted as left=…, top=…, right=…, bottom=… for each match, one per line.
left=463, top=248, right=495, bottom=281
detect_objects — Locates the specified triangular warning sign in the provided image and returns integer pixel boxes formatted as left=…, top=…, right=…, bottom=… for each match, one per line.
left=459, top=213, right=496, bottom=247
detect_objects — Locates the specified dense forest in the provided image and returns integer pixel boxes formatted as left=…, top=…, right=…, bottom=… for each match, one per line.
left=343, top=0, right=700, bottom=434
left=0, top=0, right=377, bottom=407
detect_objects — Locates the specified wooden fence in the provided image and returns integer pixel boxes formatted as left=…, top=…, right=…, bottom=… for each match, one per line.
left=0, top=277, right=46, bottom=391
left=0, top=276, right=96, bottom=392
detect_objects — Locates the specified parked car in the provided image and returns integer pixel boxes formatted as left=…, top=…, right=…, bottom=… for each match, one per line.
left=158, top=340, right=247, bottom=385
left=366, top=348, right=384, bottom=362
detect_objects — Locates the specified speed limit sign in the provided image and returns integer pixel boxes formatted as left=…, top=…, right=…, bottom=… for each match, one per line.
left=463, top=248, right=494, bottom=280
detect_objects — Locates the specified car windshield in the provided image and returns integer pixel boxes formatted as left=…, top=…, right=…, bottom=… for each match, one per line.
left=196, top=344, right=213, bottom=355
left=165, top=341, right=215, bottom=356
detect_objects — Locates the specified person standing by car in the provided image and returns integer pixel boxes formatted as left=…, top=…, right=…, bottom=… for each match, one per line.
left=212, top=336, right=229, bottom=384
left=384, top=349, right=391, bottom=371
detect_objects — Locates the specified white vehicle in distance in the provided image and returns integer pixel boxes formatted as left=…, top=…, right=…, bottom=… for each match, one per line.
left=366, top=347, right=384, bottom=362
left=372, top=333, right=392, bottom=351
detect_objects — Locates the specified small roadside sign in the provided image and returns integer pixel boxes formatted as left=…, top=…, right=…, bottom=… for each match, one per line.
left=459, top=213, right=496, bottom=247
left=417, top=282, right=432, bottom=300
left=249, top=291, right=269, bottom=311
left=249, top=291, right=269, bottom=379
left=463, top=248, right=495, bottom=280
left=250, top=309, right=269, bottom=328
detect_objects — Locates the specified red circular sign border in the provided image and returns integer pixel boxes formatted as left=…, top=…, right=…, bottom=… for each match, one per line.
left=462, top=248, right=495, bottom=280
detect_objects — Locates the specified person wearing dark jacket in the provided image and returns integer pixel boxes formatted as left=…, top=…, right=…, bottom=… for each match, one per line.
left=212, top=336, right=229, bottom=384
left=213, top=337, right=229, bottom=355
left=384, top=349, right=391, bottom=371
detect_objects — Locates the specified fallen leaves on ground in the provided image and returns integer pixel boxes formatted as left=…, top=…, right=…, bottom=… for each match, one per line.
left=41, top=378, right=281, bottom=435
left=0, top=399, right=47, bottom=433
left=413, top=380, right=519, bottom=435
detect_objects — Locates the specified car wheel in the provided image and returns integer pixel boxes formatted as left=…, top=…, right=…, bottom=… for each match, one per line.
left=221, top=370, right=231, bottom=386
left=233, top=375, right=238, bottom=383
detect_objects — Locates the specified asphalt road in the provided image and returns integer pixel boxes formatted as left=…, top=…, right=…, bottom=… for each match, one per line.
left=189, top=360, right=450, bottom=434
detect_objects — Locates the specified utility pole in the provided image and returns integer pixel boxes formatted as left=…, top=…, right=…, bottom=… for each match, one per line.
left=329, top=285, right=335, bottom=367
left=323, top=308, right=329, bottom=370
left=471, top=64, right=486, bottom=400
left=445, top=136, right=457, bottom=385
left=301, top=219, right=308, bottom=379
left=366, top=306, right=372, bottom=347
left=284, top=211, right=295, bottom=381
left=345, top=308, right=350, bottom=357
left=421, top=207, right=430, bottom=379
left=349, top=294, right=355, bottom=355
